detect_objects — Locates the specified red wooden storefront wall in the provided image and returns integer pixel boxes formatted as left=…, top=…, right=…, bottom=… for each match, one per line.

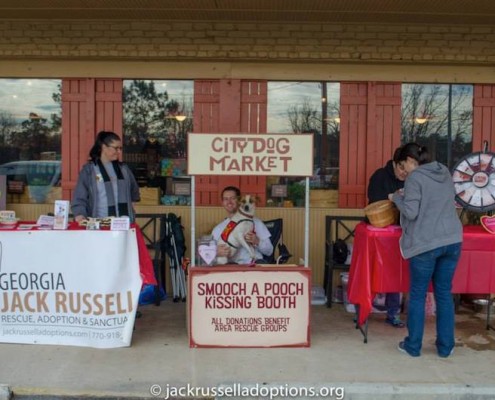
left=194, top=80, right=267, bottom=206
left=338, top=82, right=402, bottom=208
left=61, top=79, right=123, bottom=200
left=473, top=84, right=495, bottom=151
left=62, top=80, right=495, bottom=209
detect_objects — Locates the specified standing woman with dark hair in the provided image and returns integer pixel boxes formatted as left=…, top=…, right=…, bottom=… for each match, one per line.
left=72, top=131, right=140, bottom=223
left=389, top=142, right=462, bottom=358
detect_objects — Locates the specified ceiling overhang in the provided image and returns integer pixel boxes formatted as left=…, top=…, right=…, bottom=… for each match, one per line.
left=1, top=0, right=495, bottom=25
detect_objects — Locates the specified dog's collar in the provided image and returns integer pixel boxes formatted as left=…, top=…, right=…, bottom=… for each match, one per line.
left=238, top=209, right=254, bottom=219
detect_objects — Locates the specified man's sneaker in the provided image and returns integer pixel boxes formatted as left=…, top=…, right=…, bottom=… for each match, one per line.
left=385, top=317, right=405, bottom=328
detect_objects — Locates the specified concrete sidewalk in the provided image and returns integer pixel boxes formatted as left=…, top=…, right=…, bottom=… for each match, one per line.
left=1, top=301, right=494, bottom=399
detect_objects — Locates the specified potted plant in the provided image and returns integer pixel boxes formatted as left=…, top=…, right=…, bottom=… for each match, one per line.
left=288, top=182, right=305, bottom=207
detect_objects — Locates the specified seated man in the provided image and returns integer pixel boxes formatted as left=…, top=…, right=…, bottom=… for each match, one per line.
left=212, top=186, right=273, bottom=264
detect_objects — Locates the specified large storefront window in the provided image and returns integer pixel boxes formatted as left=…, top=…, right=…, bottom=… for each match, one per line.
left=267, top=81, right=340, bottom=207
left=401, top=84, right=473, bottom=168
left=122, top=80, right=193, bottom=206
left=0, top=79, right=62, bottom=204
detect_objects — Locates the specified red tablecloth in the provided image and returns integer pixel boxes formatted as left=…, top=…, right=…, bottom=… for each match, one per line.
left=3, top=221, right=157, bottom=286
left=348, top=222, right=495, bottom=325
left=133, top=225, right=158, bottom=286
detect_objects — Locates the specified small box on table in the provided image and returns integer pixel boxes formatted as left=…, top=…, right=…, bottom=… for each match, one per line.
left=53, top=200, right=70, bottom=230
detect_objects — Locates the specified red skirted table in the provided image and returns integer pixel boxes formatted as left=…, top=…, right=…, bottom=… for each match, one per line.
left=348, top=222, right=495, bottom=330
left=1, top=221, right=157, bottom=286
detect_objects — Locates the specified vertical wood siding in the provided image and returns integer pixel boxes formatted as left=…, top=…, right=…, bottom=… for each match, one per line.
left=194, top=80, right=268, bottom=205
left=240, top=81, right=267, bottom=204
left=62, top=78, right=123, bottom=201
left=62, top=79, right=89, bottom=200
left=194, top=80, right=222, bottom=205
left=339, top=82, right=401, bottom=208
left=473, top=84, right=495, bottom=151
left=365, top=82, right=402, bottom=198
left=339, top=82, right=368, bottom=207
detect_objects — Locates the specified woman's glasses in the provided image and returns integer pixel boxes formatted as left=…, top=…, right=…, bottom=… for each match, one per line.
left=106, top=144, right=122, bottom=151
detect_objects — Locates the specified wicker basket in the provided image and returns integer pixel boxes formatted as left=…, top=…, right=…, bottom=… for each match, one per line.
left=364, top=200, right=399, bottom=228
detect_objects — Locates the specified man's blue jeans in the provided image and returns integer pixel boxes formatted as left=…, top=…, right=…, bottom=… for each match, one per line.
left=403, top=242, right=462, bottom=357
left=385, top=292, right=401, bottom=320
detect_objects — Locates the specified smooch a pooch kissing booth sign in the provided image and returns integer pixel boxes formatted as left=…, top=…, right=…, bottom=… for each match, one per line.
left=190, top=268, right=311, bottom=347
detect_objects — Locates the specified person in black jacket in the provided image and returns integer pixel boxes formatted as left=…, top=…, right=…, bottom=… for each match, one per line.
left=367, top=146, right=408, bottom=327
left=368, top=147, right=407, bottom=203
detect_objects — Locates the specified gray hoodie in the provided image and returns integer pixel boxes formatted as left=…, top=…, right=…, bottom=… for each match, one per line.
left=391, top=161, right=462, bottom=259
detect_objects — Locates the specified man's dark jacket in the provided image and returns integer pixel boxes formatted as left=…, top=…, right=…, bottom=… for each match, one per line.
left=367, top=160, right=404, bottom=203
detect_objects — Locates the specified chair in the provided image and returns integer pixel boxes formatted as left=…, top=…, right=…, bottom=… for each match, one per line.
left=324, top=216, right=365, bottom=307
left=263, top=218, right=292, bottom=264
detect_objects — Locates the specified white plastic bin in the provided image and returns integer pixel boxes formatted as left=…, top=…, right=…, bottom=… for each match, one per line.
left=340, top=272, right=356, bottom=313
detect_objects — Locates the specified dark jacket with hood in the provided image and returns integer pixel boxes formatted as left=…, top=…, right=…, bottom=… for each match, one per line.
left=368, top=160, right=404, bottom=203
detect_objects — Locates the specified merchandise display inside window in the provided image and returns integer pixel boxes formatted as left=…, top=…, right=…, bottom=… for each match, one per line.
left=123, top=79, right=193, bottom=206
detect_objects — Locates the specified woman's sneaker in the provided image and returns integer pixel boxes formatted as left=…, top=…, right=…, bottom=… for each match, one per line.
left=397, top=341, right=420, bottom=357
left=397, top=341, right=408, bottom=354
left=385, top=317, right=405, bottom=328
left=438, top=348, right=454, bottom=358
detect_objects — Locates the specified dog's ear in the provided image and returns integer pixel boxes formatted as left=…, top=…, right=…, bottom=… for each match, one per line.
left=254, top=195, right=261, bottom=204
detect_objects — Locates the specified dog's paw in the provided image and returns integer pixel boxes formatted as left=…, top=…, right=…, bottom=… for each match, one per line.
left=216, top=256, right=228, bottom=265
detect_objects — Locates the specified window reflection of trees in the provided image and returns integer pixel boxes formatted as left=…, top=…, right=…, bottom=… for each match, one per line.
left=267, top=82, right=340, bottom=206
left=0, top=79, right=61, bottom=204
left=122, top=80, right=193, bottom=188
left=0, top=81, right=61, bottom=165
left=401, top=84, right=473, bottom=168
left=123, top=80, right=193, bottom=157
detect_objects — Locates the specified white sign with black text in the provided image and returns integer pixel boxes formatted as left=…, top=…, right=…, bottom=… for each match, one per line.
left=0, top=229, right=142, bottom=348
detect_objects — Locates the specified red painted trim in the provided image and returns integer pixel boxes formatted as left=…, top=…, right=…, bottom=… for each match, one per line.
left=61, top=78, right=123, bottom=201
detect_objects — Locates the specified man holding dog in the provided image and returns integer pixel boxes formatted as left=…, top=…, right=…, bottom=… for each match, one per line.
left=212, top=186, right=273, bottom=264
left=367, top=146, right=408, bottom=328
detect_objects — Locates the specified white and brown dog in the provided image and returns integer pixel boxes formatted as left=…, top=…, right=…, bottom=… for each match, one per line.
left=216, top=194, right=258, bottom=264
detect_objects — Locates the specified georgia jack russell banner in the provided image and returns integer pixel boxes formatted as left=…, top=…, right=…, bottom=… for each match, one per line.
left=0, top=229, right=142, bottom=348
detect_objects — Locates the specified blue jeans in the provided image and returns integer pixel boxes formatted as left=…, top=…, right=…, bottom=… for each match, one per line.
left=386, top=292, right=401, bottom=320
left=403, top=243, right=461, bottom=357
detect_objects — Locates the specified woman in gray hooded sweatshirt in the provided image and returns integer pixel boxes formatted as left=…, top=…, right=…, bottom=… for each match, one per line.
left=389, top=143, right=462, bottom=358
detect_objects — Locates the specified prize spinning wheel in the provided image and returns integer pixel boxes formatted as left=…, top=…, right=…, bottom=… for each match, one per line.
left=452, top=147, right=495, bottom=213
